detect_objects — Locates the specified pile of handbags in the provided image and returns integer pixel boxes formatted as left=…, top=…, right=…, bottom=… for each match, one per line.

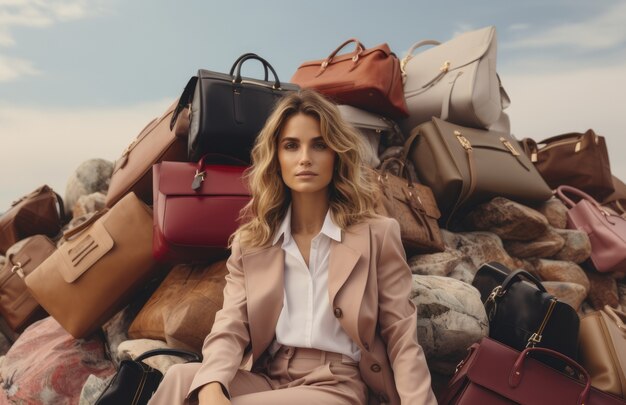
left=1, top=24, right=626, bottom=404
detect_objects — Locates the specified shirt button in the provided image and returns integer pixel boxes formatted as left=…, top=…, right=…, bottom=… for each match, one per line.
left=333, top=308, right=343, bottom=318
left=371, top=363, right=381, bottom=372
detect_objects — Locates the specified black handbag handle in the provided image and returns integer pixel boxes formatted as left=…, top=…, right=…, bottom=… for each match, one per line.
left=170, top=76, right=198, bottom=130
left=229, top=53, right=269, bottom=81
left=500, top=269, right=546, bottom=293
left=135, top=348, right=202, bottom=364
left=232, top=54, right=282, bottom=90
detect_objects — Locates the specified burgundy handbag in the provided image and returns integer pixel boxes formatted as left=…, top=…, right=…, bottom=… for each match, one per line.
left=556, top=185, right=626, bottom=273
left=439, top=337, right=626, bottom=405
left=152, top=155, right=250, bottom=262
left=291, top=38, right=408, bottom=119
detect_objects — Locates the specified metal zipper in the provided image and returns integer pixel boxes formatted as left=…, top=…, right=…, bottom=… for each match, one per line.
left=526, top=298, right=557, bottom=348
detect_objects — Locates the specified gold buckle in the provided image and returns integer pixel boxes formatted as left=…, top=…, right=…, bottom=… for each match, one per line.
left=11, top=262, right=25, bottom=279
left=454, top=130, right=472, bottom=150
left=500, top=137, right=520, bottom=156
left=526, top=332, right=542, bottom=348
left=440, top=60, right=451, bottom=73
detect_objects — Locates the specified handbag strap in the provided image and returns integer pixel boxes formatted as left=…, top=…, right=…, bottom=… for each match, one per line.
left=170, top=76, right=198, bottom=131
left=510, top=346, right=591, bottom=405
left=135, top=348, right=202, bottom=363
left=229, top=53, right=269, bottom=81
left=231, top=54, right=282, bottom=89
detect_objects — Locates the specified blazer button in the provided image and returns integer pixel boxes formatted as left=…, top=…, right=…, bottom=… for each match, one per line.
left=371, top=363, right=381, bottom=372
left=333, top=308, right=343, bottom=318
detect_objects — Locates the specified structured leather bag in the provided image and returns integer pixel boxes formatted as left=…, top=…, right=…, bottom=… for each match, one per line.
left=439, top=336, right=626, bottom=405
left=404, top=117, right=552, bottom=224
left=337, top=104, right=404, bottom=168
left=521, top=130, right=614, bottom=200
left=106, top=99, right=190, bottom=207
left=603, top=176, right=626, bottom=217
left=579, top=306, right=626, bottom=398
left=291, top=38, right=408, bottom=119
left=152, top=155, right=250, bottom=262
left=128, top=260, right=228, bottom=352
left=556, top=185, right=626, bottom=273
left=178, top=53, right=299, bottom=162
left=0, top=185, right=65, bottom=255
left=95, top=348, right=201, bottom=405
left=472, top=263, right=580, bottom=362
left=372, top=159, right=444, bottom=253
left=24, top=193, right=164, bottom=338
left=0, top=235, right=54, bottom=332
left=399, top=26, right=510, bottom=133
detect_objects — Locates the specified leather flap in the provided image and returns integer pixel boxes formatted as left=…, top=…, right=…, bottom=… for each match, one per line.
left=155, top=162, right=249, bottom=197
left=407, top=26, right=495, bottom=78
left=338, top=105, right=392, bottom=132
left=57, top=219, right=114, bottom=283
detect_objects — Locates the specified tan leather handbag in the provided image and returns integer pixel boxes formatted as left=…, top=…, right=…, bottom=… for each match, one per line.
left=399, top=26, right=510, bottom=133
left=24, top=192, right=164, bottom=338
left=105, top=99, right=190, bottom=207
left=520, top=130, right=614, bottom=201
left=405, top=117, right=552, bottom=225
left=579, top=306, right=626, bottom=398
left=128, top=260, right=228, bottom=352
left=0, top=235, right=55, bottom=332
left=0, top=185, right=65, bottom=255
left=291, top=38, right=408, bottom=119
left=372, top=160, right=444, bottom=253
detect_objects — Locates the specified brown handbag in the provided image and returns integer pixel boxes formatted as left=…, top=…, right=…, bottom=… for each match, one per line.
left=579, top=306, right=626, bottom=398
left=404, top=117, right=552, bottom=225
left=520, top=130, right=614, bottom=200
left=0, top=235, right=55, bottom=332
left=128, top=260, right=228, bottom=352
left=24, top=192, right=165, bottom=338
left=0, top=185, right=65, bottom=255
left=290, top=38, right=408, bottom=119
left=105, top=98, right=190, bottom=207
left=372, top=159, right=445, bottom=253
left=603, top=175, right=626, bottom=217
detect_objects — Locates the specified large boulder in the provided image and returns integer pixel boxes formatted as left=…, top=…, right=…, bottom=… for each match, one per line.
left=543, top=281, right=588, bottom=311
left=64, top=159, right=113, bottom=215
left=552, top=228, right=592, bottom=264
left=503, top=227, right=565, bottom=258
left=535, top=198, right=568, bottom=229
left=528, top=259, right=590, bottom=293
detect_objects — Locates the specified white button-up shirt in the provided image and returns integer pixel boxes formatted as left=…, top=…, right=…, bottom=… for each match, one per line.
left=271, top=206, right=361, bottom=361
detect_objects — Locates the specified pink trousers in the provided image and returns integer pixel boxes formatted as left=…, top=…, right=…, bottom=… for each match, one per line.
left=148, top=346, right=369, bottom=405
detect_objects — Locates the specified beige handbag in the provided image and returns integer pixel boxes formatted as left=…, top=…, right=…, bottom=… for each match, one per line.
left=337, top=105, right=404, bottom=168
left=579, top=306, right=626, bottom=398
left=24, top=192, right=164, bottom=338
left=399, top=26, right=510, bottom=133
left=404, top=117, right=552, bottom=225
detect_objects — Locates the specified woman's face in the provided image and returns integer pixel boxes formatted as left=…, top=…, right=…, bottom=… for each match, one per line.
left=277, top=113, right=336, bottom=197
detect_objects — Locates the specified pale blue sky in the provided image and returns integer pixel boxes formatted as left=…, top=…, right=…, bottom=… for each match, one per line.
left=1, top=0, right=626, bottom=209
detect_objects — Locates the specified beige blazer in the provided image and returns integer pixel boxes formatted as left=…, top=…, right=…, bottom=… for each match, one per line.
left=187, top=215, right=437, bottom=405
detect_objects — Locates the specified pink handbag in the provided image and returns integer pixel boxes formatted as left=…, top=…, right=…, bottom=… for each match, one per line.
left=556, top=185, right=626, bottom=273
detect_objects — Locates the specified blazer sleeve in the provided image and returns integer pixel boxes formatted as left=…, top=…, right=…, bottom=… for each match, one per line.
left=376, top=218, right=438, bottom=405
left=187, top=238, right=251, bottom=398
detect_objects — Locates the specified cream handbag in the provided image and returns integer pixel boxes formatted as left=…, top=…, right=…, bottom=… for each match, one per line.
left=399, top=26, right=510, bottom=133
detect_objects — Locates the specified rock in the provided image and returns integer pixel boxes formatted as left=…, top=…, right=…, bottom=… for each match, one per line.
left=543, top=281, right=587, bottom=311
left=529, top=259, right=590, bottom=293
left=463, top=197, right=549, bottom=241
left=618, top=282, right=626, bottom=309
left=536, top=198, right=568, bottom=229
left=503, top=227, right=565, bottom=258
left=72, top=192, right=107, bottom=219
left=410, top=275, right=488, bottom=375
left=552, top=228, right=591, bottom=264
left=453, top=232, right=517, bottom=270
left=64, top=159, right=113, bottom=215
left=408, top=249, right=466, bottom=278
left=587, top=272, right=620, bottom=310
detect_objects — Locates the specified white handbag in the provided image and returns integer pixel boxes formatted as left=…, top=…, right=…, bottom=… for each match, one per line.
left=399, top=26, right=510, bottom=133
left=337, top=105, right=404, bottom=168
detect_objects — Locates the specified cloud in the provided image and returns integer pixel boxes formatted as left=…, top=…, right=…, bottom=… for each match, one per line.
left=504, top=2, right=626, bottom=50
left=0, top=54, right=39, bottom=81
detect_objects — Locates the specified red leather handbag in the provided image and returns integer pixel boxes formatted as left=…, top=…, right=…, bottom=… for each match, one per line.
left=439, top=337, right=626, bottom=405
left=556, top=185, right=626, bottom=273
left=152, top=155, right=250, bottom=262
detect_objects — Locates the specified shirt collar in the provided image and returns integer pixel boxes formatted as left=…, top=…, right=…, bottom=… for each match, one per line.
left=272, top=205, right=342, bottom=246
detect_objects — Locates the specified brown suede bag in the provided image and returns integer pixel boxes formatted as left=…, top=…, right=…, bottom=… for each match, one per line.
left=128, top=260, right=228, bottom=352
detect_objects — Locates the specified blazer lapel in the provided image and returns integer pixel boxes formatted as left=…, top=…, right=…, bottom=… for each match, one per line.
left=242, top=244, right=285, bottom=362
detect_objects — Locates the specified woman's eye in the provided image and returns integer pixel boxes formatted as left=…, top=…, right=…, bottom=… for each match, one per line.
left=314, top=142, right=328, bottom=150
left=284, top=142, right=297, bottom=150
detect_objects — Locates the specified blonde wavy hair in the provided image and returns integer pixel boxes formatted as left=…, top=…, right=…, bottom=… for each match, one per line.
left=231, top=89, right=377, bottom=248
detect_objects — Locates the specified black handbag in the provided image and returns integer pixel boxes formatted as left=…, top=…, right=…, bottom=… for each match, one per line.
left=95, top=348, right=201, bottom=405
left=471, top=262, right=580, bottom=363
left=172, top=53, right=299, bottom=163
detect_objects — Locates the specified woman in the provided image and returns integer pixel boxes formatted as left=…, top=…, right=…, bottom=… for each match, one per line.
left=148, top=89, right=437, bottom=405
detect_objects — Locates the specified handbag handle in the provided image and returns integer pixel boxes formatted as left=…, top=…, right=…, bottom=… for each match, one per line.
left=555, top=185, right=606, bottom=212
left=135, top=348, right=202, bottom=363
left=322, top=38, right=366, bottom=68
left=232, top=54, right=282, bottom=90
left=509, top=346, right=591, bottom=405
left=170, top=76, right=198, bottom=131
left=62, top=209, right=109, bottom=240
left=500, top=269, right=546, bottom=293
left=229, top=53, right=269, bottom=81
left=536, top=129, right=598, bottom=146
left=400, top=39, right=441, bottom=74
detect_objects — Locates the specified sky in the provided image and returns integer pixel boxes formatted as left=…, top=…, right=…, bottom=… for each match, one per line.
left=1, top=0, right=625, bottom=210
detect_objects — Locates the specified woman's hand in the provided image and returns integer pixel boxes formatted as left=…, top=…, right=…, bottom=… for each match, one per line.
left=197, top=382, right=231, bottom=405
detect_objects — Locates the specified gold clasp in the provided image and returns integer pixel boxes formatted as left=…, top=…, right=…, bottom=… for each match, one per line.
left=11, top=262, right=25, bottom=279
left=440, top=60, right=451, bottom=73
left=500, top=137, right=520, bottom=156
left=455, top=130, right=472, bottom=150
left=526, top=332, right=542, bottom=348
